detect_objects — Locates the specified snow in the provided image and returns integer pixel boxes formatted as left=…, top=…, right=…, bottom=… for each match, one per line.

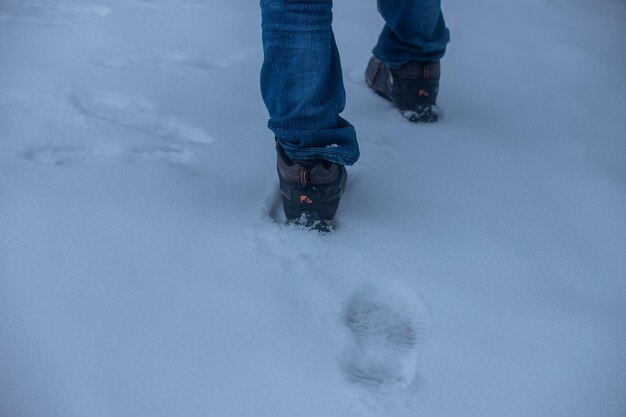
left=1, top=0, right=625, bottom=416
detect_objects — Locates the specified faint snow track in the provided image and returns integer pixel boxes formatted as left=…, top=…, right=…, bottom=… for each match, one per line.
left=25, top=145, right=192, bottom=167
left=92, top=48, right=257, bottom=73
left=71, top=90, right=214, bottom=146
left=130, top=0, right=205, bottom=10
left=0, top=0, right=110, bottom=24
left=14, top=88, right=208, bottom=167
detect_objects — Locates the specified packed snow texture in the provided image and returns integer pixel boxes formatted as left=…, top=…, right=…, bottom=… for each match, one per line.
left=1, top=0, right=625, bottom=416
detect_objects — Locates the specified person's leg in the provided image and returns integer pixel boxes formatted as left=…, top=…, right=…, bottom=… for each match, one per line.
left=373, top=0, right=450, bottom=67
left=365, top=0, right=450, bottom=122
left=260, top=0, right=359, bottom=166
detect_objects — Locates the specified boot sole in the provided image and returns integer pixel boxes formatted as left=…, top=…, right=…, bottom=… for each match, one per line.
left=287, top=210, right=335, bottom=233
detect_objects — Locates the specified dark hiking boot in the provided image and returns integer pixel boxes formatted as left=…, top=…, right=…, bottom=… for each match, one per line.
left=365, top=56, right=441, bottom=123
left=276, top=143, right=347, bottom=233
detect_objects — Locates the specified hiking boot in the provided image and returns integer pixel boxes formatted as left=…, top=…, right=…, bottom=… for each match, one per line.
left=365, top=56, right=441, bottom=123
left=276, top=143, right=347, bottom=232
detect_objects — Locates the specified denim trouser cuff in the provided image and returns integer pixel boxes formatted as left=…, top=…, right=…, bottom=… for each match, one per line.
left=274, top=121, right=359, bottom=166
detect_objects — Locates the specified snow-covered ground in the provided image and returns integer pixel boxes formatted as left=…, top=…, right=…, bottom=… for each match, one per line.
left=1, top=0, right=625, bottom=416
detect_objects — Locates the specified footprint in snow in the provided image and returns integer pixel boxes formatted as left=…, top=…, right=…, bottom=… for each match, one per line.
left=344, top=284, right=431, bottom=391
left=0, top=0, right=110, bottom=24
left=71, top=90, right=214, bottom=146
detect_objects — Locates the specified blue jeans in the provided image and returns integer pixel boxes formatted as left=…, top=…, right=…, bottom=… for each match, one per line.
left=260, top=0, right=450, bottom=166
